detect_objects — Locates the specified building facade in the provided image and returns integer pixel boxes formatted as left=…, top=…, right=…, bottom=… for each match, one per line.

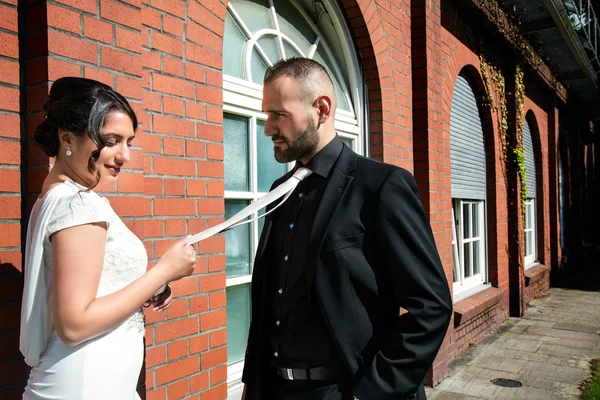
left=0, top=0, right=597, bottom=399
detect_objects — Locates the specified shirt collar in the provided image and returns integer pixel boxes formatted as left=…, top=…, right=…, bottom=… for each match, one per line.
left=296, top=135, right=344, bottom=178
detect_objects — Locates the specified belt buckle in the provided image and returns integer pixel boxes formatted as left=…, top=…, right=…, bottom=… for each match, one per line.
left=285, top=368, right=294, bottom=380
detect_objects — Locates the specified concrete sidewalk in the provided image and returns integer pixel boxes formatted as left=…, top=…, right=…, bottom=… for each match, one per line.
left=426, top=287, right=600, bottom=399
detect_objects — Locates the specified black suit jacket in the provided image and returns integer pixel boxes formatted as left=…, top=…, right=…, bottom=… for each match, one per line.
left=242, top=146, right=453, bottom=400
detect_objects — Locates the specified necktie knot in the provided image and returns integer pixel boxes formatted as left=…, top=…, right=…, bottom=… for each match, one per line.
left=293, top=167, right=312, bottom=181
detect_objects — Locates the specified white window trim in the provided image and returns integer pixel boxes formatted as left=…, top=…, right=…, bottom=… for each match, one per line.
left=452, top=199, right=488, bottom=299
left=524, top=198, right=537, bottom=267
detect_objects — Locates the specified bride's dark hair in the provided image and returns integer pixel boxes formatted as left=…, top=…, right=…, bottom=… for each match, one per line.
left=34, top=77, right=138, bottom=189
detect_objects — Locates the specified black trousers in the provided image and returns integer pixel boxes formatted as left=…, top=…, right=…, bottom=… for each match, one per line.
left=271, top=376, right=355, bottom=400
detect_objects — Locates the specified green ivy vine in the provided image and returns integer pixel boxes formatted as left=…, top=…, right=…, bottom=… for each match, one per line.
left=514, top=65, right=527, bottom=216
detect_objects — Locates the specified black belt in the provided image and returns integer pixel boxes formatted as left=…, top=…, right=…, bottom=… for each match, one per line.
left=276, top=365, right=348, bottom=381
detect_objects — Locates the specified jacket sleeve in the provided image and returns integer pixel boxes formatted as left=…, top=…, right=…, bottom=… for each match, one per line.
left=353, top=168, right=453, bottom=400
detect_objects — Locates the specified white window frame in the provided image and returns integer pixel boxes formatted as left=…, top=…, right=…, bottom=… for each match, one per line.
left=452, top=199, right=487, bottom=300
left=223, top=0, right=366, bottom=395
left=524, top=198, right=537, bottom=267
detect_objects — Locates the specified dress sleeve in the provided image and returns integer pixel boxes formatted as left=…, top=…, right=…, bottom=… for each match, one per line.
left=47, top=189, right=111, bottom=238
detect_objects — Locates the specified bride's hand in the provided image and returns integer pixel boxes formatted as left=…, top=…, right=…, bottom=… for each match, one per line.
left=147, top=284, right=172, bottom=312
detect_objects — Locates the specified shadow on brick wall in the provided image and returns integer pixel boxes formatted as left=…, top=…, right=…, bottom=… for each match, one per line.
left=0, top=262, right=28, bottom=399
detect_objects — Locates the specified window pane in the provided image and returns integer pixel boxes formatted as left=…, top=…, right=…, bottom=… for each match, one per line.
left=340, top=137, right=353, bottom=150
left=526, top=231, right=533, bottom=257
left=283, top=41, right=302, bottom=59
left=472, top=203, right=479, bottom=237
left=229, top=0, right=270, bottom=35
left=257, top=37, right=280, bottom=65
left=473, top=240, right=480, bottom=275
left=225, top=200, right=251, bottom=278
left=224, top=114, right=250, bottom=192
left=464, top=242, right=472, bottom=277
left=226, top=284, right=251, bottom=364
left=251, top=50, right=269, bottom=84
left=463, top=203, right=471, bottom=238
left=257, top=120, right=287, bottom=192
left=452, top=241, right=460, bottom=283
left=313, top=47, right=351, bottom=112
left=223, top=11, right=246, bottom=79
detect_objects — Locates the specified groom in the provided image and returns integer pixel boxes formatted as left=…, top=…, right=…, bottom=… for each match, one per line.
left=241, top=57, right=453, bottom=400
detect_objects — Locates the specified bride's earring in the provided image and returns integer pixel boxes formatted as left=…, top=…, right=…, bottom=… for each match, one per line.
left=66, top=148, right=72, bottom=156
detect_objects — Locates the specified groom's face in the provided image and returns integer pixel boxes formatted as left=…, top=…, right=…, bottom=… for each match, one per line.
left=262, top=76, right=320, bottom=164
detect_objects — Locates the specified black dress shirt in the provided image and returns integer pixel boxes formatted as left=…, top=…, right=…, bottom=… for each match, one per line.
left=266, top=136, right=345, bottom=369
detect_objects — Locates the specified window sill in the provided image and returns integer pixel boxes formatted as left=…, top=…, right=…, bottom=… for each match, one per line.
left=524, top=263, right=549, bottom=287
left=453, top=286, right=503, bottom=328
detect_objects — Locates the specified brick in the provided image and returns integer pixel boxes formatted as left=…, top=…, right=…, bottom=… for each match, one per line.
left=155, top=354, right=198, bottom=385
left=207, top=180, right=223, bottom=197
left=208, top=255, right=225, bottom=272
left=101, top=47, right=142, bottom=76
left=163, top=15, right=184, bottom=37
left=144, top=219, right=163, bottom=238
left=104, top=196, right=150, bottom=217
left=0, top=114, right=20, bottom=139
left=100, top=0, right=141, bottom=30
left=197, top=235, right=225, bottom=254
left=142, top=50, right=161, bottom=71
left=188, top=1, right=223, bottom=36
left=163, top=137, right=184, bottom=155
left=186, top=179, right=206, bottom=196
left=186, top=20, right=221, bottom=52
left=0, top=196, right=19, bottom=219
left=153, top=115, right=195, bottom=137
left=196, top=198, right=223, bottom=215
left=155, top=317, right=198, bottom=344
left=0, top=169, right=19, bottom=193
left=210, top=365, right=227, bottom=385
left=150, top=0, right=186, bottom=18
left=0, top=4, right=18, bottom=32
left=199, top=346, right=226, bottom=368
left=186, top=42, right=221, bottom=69
left=144, top=176, right=162, bottom=195
left=47, top=58, right=81, bottom=82
left=185, top=140, right=205, bottom=159
left=206, top=143, right=224, bottom=160
left=154, top=198, right=196, bottom=216
left=209, top=291, right=226, bottom=310
left=0, top=223, right=20, bottom=247
left=116, top=27, right=141, bottom=53
left=189, top=294, right=208, bottom=315
left=185, top=102, right=204, bottom=120
left=197, top=160, right=224, bottom=178
left=165, top=297, right=188, bottom=319
left=199, top=309, right=226, bottom=332
left=163, top=96, right=184, bottom=116
left=151, top=31, right=183, bottom=57
left=116, top=172, right=143, bottom=193
left=185, top=63, right=204, bottom=83
left=163, top=56, right=184, bottom=77
left=209, top=328, right=227, bottom=348
left=141, top=6, right=160, bottom=29
left=190, top=371, right=208, bottom=393
left=164, top=178, right=185, bottom=195
left=196, top=85, right=222, bottom=106
left=206, top=105, right=223, bottom=124
left=84, top=66, right=114, bottom=87
left=116, top=75, right=142, bottom=100
left=153, top=157, right=195, bottom=177
left=48, top=30, right=97, bottom=64
left=0, top=31, right=18, bottom=58
left=164, top=218, right=185, bottom=237
left=143, top=91, right=161, bottom=113
left=141, top=133, right=161, bottom=153
left=190, top=332, right=208, bottom=353
left=169, top=276, right=198, bottom=297
left=199, top=274, right=225, bottom=293
left=167, top=338, right=189, bottom=361
left=47, top=3, right=81, bottom=34
left=152, top=74, right=194, bottom=98
left=202, top=0, right=227, bottom=20
left=168, top=379, right=189, bottom=399
left=55, top=0, right=96, bottom=14
left=146, top=345, right=166, bottom=368
left=205, top=68, right=222, bottom=87
left=196, top=122, right=223, bottom=141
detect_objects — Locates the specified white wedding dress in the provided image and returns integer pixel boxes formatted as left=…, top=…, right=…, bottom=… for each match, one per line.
left=21, top=181, right=148, bottom=400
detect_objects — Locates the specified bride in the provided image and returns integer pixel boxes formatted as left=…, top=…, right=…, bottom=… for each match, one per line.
left=20, top=77, right=197, bottom=399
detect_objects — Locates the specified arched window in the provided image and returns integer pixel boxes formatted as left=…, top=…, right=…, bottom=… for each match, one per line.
left=222, top=1, right=364, bottom=395
left=523, top=116, right=538, bottom=266
left=449, top=73, right=488, bottom=300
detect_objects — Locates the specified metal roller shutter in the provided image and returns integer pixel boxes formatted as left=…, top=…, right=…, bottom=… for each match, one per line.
left=450, top=74, right=486, bottom=200
left=522, top=119, right=536, bottom=197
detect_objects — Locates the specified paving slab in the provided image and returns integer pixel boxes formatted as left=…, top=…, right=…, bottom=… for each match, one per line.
left=427, top=287, right=600, bottom=399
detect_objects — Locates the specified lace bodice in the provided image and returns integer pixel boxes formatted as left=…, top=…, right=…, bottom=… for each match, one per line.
left=43, top=181, right=147, bottom=335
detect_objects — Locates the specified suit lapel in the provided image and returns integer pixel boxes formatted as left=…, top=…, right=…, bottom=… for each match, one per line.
left=305, top=147, right=357, bottom=294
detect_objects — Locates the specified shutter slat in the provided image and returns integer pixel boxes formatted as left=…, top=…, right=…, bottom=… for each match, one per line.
left=523, top=119, right=536, bottom=197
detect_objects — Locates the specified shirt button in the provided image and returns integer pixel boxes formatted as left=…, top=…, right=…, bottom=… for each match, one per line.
left=276, top=320, right=281, bottom=326
left=278, top=288, right=283, bottom=294
left=284, top=255, right=289, bottom=261
left=274, top=351, right=279, bottom=357
left=289, top=223, right=294, bottom=229
left=299, top=193, right=303, bottom=199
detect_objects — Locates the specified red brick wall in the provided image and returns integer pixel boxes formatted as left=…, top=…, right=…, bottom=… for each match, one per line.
left=0, top=0, right=25, bottom=397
